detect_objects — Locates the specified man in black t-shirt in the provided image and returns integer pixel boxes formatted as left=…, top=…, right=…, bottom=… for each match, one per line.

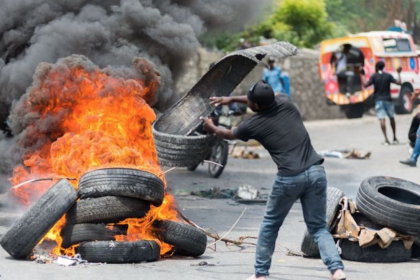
left=200, top=81, right=345, bottom=280
left=362, top=61, right=401, bottom=145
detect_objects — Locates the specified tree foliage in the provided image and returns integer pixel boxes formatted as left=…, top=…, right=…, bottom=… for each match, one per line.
left=230, top=0, right=334, bottom=49
left=273, top=0, right=333, bottom=47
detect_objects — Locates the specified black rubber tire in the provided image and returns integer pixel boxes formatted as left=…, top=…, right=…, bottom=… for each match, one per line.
left=154, top=220, right=207, bottom=257
left=208, top=141, right=228, bottom=178
left=352, top=212, right=418, bottom=260
left=0, top=180, right=78, bottom=259
left=78, top=168, right=164, bottom=206
left=412, top=237, right=420, bottom=258
left=76, top=240, right=160, bottom=263
left=187, top=163, right=200, bottom=171
left=66, top=196, right=150, bottom=224
left=340, top=239, right=411, bottom=262
left=153, top=125, right=217, bottom=167
left=342, top=103, right=364, bottom=119
left=155, top=141, right=211, bottom=153
left=395, top=85, right=413, bottom=114
left=301, top=187, right=345, bottom=258
left=356, top=176, right=420, bottom=235
left=61, top=224, right=127, bottom=248
left=153, top=127, right=217, bottom=146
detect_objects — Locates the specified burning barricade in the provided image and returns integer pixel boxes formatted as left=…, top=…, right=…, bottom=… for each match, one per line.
left=0, top=55, right=207, bottom=262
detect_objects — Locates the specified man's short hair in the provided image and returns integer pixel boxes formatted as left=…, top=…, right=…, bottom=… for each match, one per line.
left=376, top=61, right=385, bottom=71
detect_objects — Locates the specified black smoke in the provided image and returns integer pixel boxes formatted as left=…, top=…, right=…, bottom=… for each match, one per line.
left=0, top=0, right=266, bottom=192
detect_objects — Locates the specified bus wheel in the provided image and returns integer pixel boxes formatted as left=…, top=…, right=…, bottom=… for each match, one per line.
left=395, top=86, right=413, bottom=114
left=342, top=103, right=364, bottom=119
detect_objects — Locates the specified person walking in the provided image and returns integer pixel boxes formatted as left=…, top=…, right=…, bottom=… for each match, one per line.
left=361, top=61, right=401, bottom=145
left=400, top=90, right=420, bottom=167
left=200, top=81, right=345, bottom=280
left=262, top=57, right=286, bottom=95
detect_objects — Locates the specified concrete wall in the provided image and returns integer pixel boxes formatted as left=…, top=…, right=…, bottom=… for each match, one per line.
left=176, top=48, right=345, bottom=121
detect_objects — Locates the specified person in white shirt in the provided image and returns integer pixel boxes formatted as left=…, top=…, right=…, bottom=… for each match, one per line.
left=331, top=44, right=353, bottom=94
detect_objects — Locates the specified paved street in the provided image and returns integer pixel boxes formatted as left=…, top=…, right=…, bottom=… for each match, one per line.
left=0, top=114, right=419, bottom=280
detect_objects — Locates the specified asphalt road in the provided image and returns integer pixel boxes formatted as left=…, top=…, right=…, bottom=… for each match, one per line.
left=0, top=114, right=419, bottom=280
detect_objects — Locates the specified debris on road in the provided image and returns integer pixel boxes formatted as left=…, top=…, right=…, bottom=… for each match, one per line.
left=179, top=209, right=257, bottom=250
left=190, top=187, right=238, bottom=199
left=56, top=254, right=87, bottom=266
left=231, top=148, right=261, bottom=159
left=189, top=184, right=268, bottom=204
left=237, top=185, right=259, bottom=200
left=319, top=149, right=371, bottom=159
left=190, top=261, right=216, bottom=267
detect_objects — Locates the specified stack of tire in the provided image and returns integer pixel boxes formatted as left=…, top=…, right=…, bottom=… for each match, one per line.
left=301, top=177, right=420, bottom=263
left=0, top=168, right=207, bottom=262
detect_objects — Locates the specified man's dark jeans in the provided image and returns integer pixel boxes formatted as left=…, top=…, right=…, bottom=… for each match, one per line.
left=255, top=165, right=344, bottom=276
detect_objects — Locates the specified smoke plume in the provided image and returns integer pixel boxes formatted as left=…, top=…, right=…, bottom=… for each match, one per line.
left=0, top=0, right=265, bottom=192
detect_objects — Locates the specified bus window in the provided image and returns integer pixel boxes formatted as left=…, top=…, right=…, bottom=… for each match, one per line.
left=383, top=38, right=411, bottom=52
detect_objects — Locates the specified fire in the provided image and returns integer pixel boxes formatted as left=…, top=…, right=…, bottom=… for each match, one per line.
left=9, top=55, right=178, bottom=257
left=116, top=195, right=178, bottom=255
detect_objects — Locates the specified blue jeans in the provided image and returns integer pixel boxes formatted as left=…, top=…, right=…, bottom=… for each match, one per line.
left=411, top=126, right=420, bottom=162
left=255, top=165, right=344, bottom=276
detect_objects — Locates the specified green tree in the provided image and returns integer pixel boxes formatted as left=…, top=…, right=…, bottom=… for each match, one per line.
left=272, top=0, right=333, bottom=47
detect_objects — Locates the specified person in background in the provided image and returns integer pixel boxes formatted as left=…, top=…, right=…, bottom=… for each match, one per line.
left=200, top=81, right=346, bottom=280
left=331, top=44, right=353, bottom=94
left=262, top=57, right=286, bottom=96
left=361, top=61, right=401, bottom=146
left=280, top=70, right=291, bottom=96
left=400, top=91, right=420, bottom=167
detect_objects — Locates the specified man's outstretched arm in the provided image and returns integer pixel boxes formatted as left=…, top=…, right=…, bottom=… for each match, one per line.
left=200, top=117, right=237, bottom=140
left=209, top=95, right=248, bottom=107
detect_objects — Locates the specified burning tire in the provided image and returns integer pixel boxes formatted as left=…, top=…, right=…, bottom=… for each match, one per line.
left=76, top=240, right=160, bottom=263
left=61, top=224, right=127, bottom=248
left=152, top=127, right=217, bottom=167
left=356, top=176, right=420, bottom=235
left=66, top=196, right=150, bottom=224
left=340, top=214, right=411, bottom=262
left=301, top=187, right=344, bottom=258
left=0, top=180, right=78, bottom=259
left=154, top=220, right=207, bottom=257
left=78, top=168, right=165, bottom=206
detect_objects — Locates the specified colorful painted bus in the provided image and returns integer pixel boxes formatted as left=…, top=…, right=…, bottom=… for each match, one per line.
left=319, top=31, right=420, bottom=118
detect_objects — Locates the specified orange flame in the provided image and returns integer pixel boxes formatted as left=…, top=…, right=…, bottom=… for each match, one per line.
left=9, top=56, right=178, bottom=257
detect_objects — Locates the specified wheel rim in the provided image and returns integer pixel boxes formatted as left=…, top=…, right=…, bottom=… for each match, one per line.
left=404, top=92, right=413, bottom=112
left=209, top=143, right=225, bottom=174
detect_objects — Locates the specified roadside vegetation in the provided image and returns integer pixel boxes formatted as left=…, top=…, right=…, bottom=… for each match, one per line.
left=202, top=0, right=420, bottom=50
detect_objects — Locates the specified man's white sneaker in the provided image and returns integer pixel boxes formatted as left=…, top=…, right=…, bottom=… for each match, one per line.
left=246, top=275, right=267, bottom=280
